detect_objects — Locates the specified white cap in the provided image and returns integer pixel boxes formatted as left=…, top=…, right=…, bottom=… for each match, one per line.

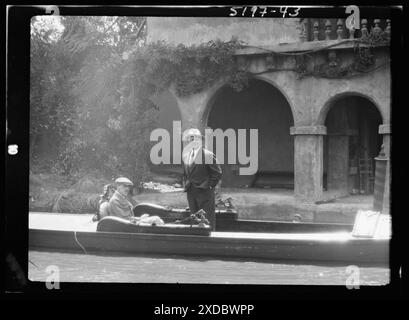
left=115, top=177, right=134, bottom=186
left=182, top=128, right=202, bottom=142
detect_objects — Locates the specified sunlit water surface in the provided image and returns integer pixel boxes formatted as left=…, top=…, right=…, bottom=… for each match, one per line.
left=29, top=250, right=389, bottom=285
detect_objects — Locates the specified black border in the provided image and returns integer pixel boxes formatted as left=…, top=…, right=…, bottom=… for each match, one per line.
left=3, top=4, right=406, bottom=304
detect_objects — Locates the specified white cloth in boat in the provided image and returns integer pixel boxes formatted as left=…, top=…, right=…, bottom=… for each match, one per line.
left=132, top=214, right=165, bottom=226
left=108, top=190, right=134, bottom=220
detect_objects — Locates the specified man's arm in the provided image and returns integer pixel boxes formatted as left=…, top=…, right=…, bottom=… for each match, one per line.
left=182, top=164, right=187, bottom=189
left=206, top=151, right=222, bottom=189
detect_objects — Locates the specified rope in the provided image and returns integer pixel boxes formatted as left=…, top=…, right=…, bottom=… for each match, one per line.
left=74, top=231, right=87, bottom=255
left=29, top=259, right=39, bottom=269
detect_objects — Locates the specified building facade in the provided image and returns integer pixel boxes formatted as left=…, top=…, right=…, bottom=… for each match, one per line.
left=148, top=17, right=391, bottom=207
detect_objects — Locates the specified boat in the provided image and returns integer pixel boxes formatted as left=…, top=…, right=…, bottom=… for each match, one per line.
left=29, top=208, right=389, bottom=266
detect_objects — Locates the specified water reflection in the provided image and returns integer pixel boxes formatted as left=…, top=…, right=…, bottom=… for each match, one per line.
left=29, top=250, right=389, bottom=285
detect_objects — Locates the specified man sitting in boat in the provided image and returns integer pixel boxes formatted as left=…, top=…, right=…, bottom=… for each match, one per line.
left=103, top=177, right=166, bottom=226
left=107, top=177, right=136, bottom=220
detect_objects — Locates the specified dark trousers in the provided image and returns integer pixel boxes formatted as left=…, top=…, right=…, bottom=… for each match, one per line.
left=186, top=187, right=216, bottom=231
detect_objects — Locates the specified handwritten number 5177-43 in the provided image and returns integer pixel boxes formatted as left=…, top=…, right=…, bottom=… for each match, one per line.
left=229, top=6, right=300, bottom=18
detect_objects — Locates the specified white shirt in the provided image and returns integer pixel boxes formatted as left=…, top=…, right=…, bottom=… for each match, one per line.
left=182, top=140, right=202, bottom=166
left=188, top=148, right=197, bottom=165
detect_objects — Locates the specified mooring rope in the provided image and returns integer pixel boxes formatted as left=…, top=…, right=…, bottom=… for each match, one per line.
left=29, top=259, right=39, bottom=269
left=74, top=231, right=87, bottom=255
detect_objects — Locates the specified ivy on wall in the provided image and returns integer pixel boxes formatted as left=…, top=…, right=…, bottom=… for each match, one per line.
left=127, top=33, right=390, bottom=96
left=127, top=38, right=250, bottom=97
left=296, top=30, right=390, bottom=79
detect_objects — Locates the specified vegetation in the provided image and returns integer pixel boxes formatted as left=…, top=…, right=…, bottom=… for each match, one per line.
left=127, top=38, right=247, bottom=97
left=30, top=16, right=154, bottom=183
left=296, top=27, right=390, bottom=79
left=30, top=17, right=248, bottom=213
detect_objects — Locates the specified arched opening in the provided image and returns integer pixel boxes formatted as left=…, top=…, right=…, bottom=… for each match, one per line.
left=323, top=95, right=383, bottom=196
left=207, top=79, right=294, bottom=189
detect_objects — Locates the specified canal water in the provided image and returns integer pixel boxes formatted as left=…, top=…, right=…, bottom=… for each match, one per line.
left=28, top=250, right=389, bottom=285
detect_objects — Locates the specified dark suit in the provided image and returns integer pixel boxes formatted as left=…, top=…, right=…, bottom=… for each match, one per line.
left=183, top=147, right=222, bottom=230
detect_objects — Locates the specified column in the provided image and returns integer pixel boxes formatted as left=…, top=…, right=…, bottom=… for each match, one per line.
left=379, top=124, right=391, bottom=157
left=377, top=124, right=391, bottom=214
left=290, top=125, right=326, bottom=202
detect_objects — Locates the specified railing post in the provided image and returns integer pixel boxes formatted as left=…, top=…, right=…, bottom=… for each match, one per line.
left=361, top=19, right=368, bottom=38
left=372, top=19, right=381, bottom=35
left=299, top=19, right=307, bottom=42
left=325, top=19, right=332, bottom=40
left=337, top=19, right=344, bottom=40
left=313, top=20, right=319, bottom=41
left=385, top=19, right=391, bottom=37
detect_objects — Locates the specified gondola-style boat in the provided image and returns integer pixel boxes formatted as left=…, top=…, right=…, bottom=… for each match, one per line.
left=29, top=202, right=390, bottom=266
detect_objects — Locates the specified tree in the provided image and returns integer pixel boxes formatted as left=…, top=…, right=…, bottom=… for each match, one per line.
left=30, top=16, right=155, bottom=183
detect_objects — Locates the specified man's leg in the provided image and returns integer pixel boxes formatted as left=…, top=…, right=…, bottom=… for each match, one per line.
left=197, top=189, right=216, bottom=231
left=186, top=188, right=199, bottom=215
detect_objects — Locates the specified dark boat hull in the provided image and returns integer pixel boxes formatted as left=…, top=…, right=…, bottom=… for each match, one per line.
left=217, top=218, right=352, bottom=233
left=29, top=230, right=388, bottom=266
left=29, top=213, right=386, bottom=265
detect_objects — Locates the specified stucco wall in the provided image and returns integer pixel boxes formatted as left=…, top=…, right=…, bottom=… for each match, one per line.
left=255, top=67, right=390, bottom=127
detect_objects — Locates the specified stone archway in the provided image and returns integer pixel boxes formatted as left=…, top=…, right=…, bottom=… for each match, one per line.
left=206, top=78, right=295, bottom=189
left=323, top=95, right=383, bottom=197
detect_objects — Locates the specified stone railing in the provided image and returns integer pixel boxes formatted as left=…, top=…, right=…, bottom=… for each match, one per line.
left=299, top=18, right=391, bottom=42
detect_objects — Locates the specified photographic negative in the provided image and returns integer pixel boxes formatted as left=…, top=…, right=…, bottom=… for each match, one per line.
left=5, top=5, right=402, bottom=298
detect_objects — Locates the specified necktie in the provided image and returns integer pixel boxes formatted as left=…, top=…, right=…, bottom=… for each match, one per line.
left=189, top=148, right=195, bottom=165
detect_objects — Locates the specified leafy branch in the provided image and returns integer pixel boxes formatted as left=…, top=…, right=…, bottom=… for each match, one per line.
left=127, top=38, right=249, bottom=97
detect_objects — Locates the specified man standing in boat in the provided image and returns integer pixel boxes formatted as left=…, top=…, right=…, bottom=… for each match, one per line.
left=182, top=128, right=222, bottom=231
left=107, top=177, right=136, bottom=220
